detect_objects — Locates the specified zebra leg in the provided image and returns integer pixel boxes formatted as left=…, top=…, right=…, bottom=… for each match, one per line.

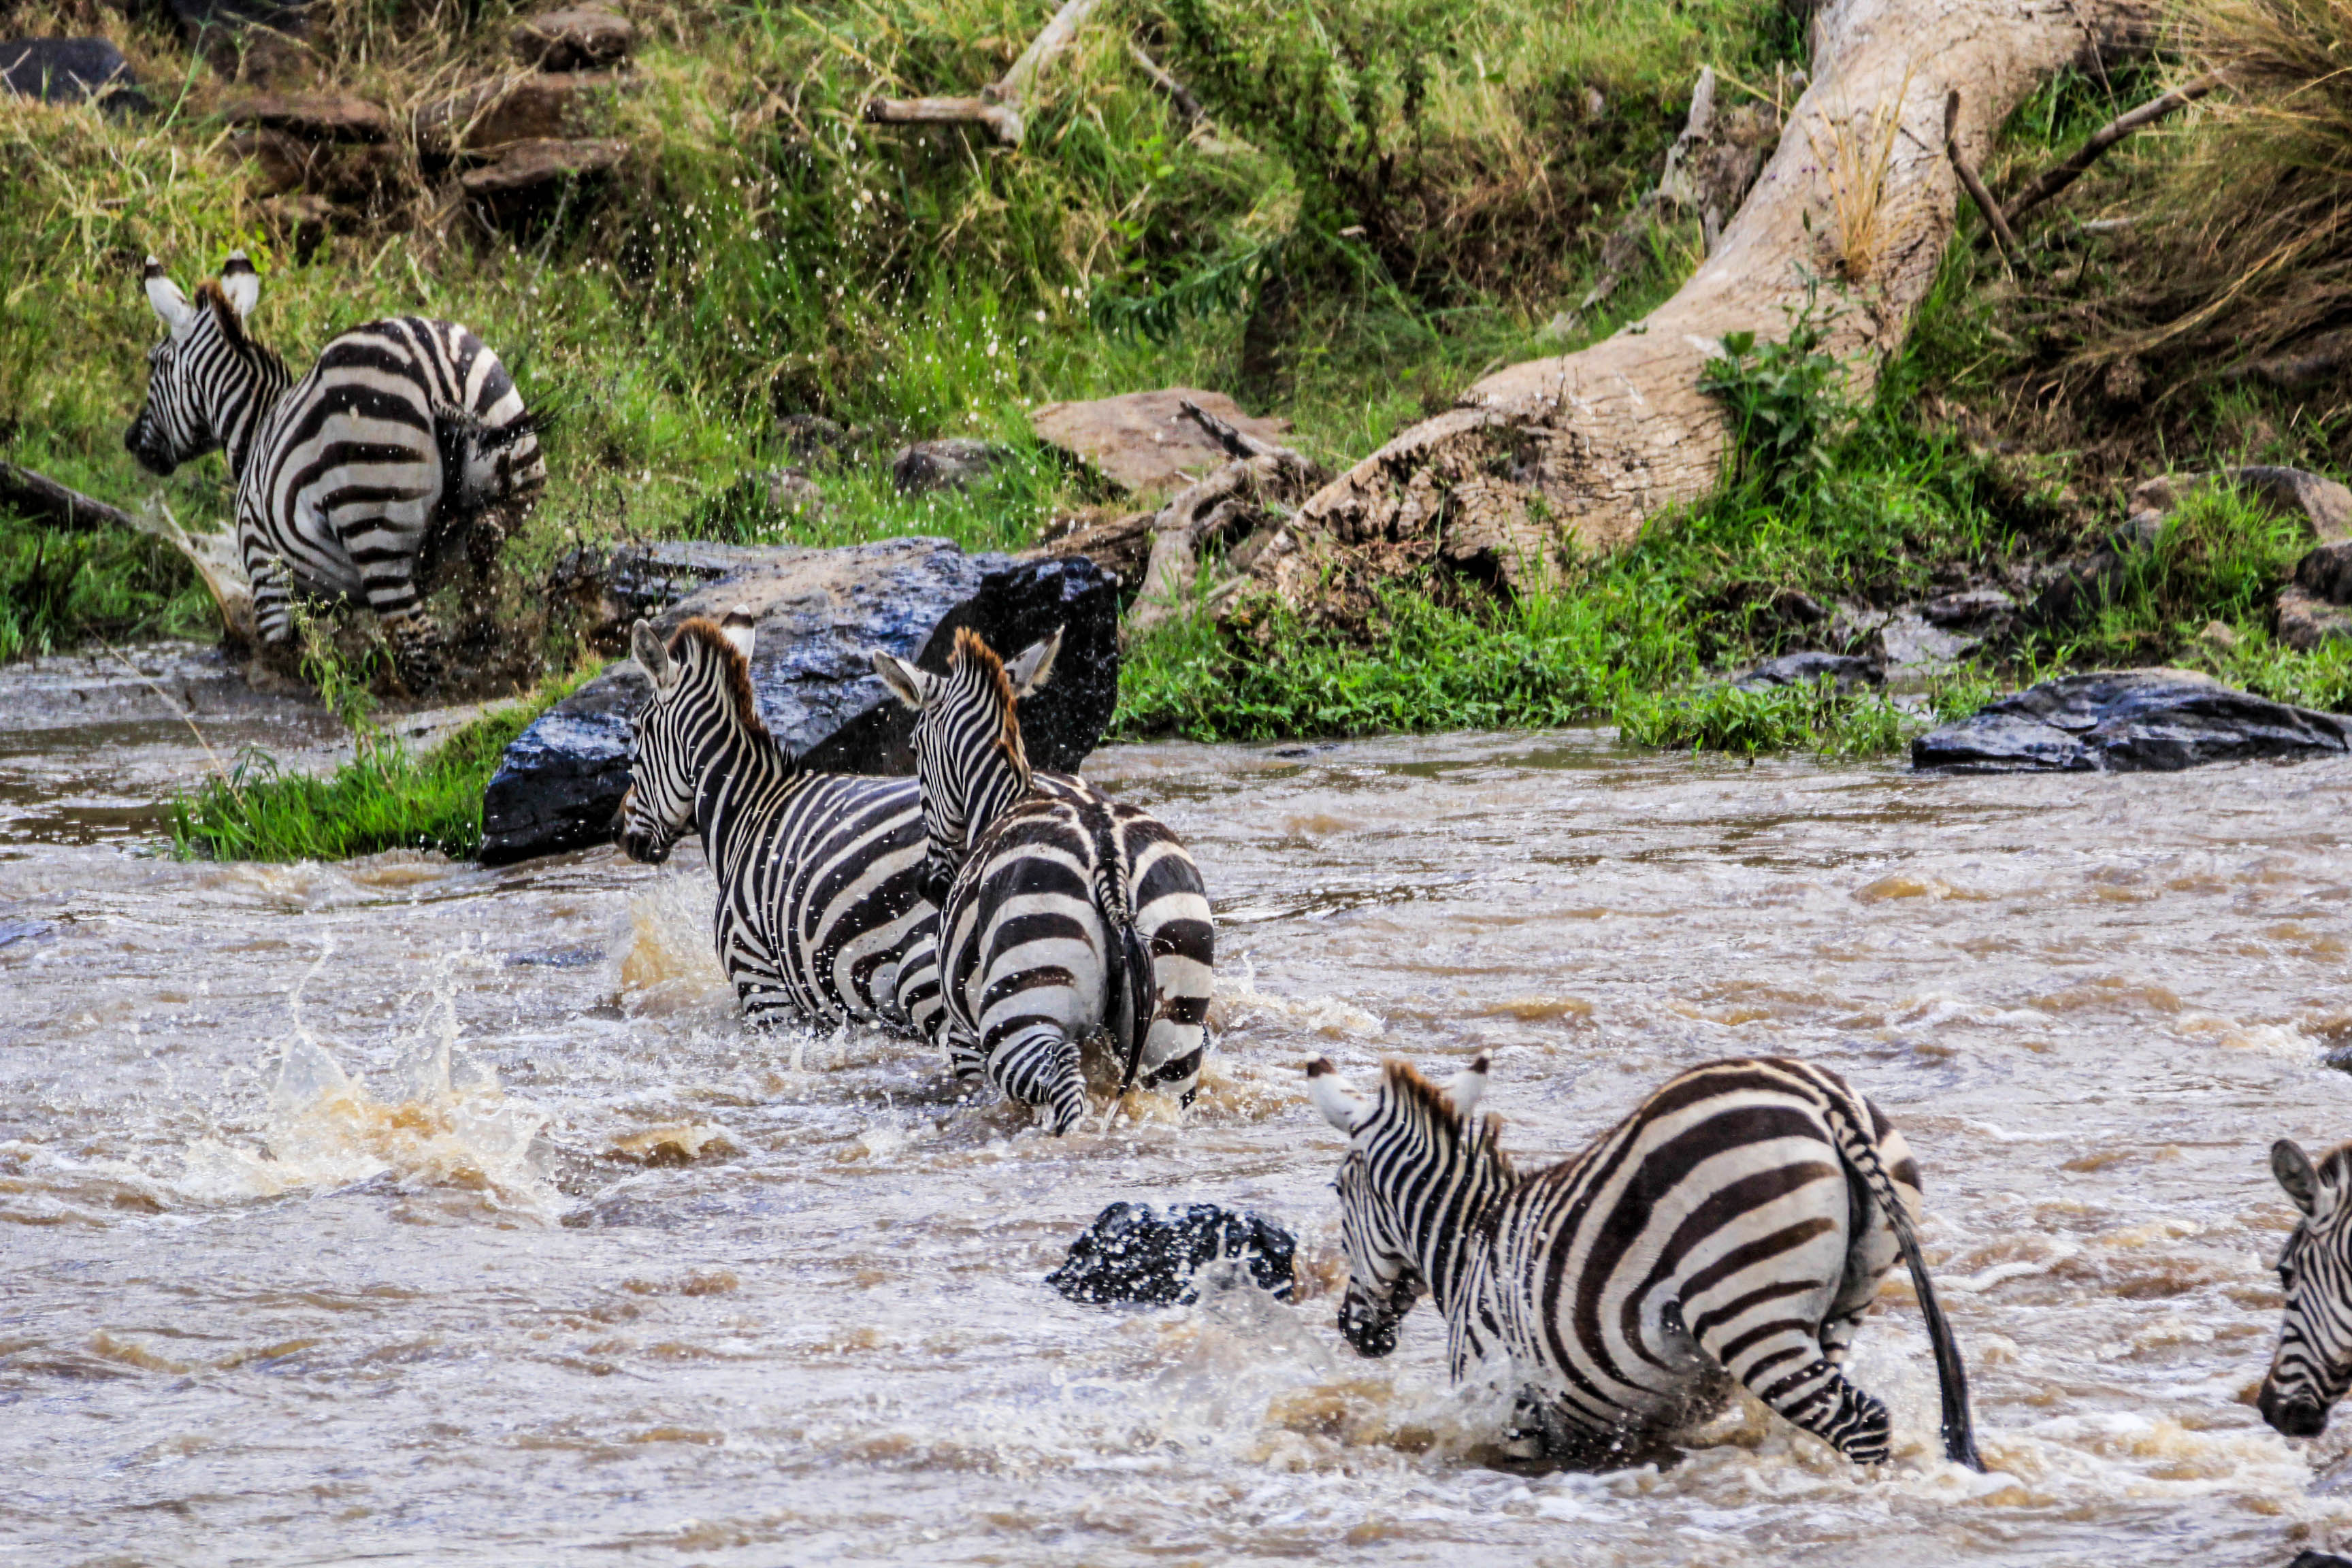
left=984, top=1022, right=1087, bottom=1136
left=248, top=558, right=293, bottom=647
left=1700, top=1316, right=1893, bottom=1465
left=1819, top=1309, right=1865, bottom=1367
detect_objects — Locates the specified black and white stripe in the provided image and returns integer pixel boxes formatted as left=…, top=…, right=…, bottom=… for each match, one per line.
left=2259, top=1139, right=2352, bottom=1437
left=617, top=612, right=936, bottom=1028
left=872, top=628, right=1215, bottom=1134
left=126, top=252, right=544, bottom=680
left=1305, top=1054, right=1982, bottom=1469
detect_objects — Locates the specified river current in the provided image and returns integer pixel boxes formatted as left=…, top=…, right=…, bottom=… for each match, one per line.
left=3, top=644, right=2351, bottom=1565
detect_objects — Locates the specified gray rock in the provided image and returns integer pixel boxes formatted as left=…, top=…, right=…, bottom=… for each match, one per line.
left=766, top=468, right=823, bottom=517
left=1912, top=668, right=2351, bottom=773
left=2297, top=539, right=2352, bottom=604
left=892, top=438, right=1005, bottom=496
left=1922, top=587, right=2016, bottom=631
left=2131, top=466, right=2352, bottom=544
left=479, top=538, right=1120, bottom=864
left=1731, top=651, right=1883, bottom=693
left=512, top=5, right=634, bottom=70
left=1876, top=611, right=1977, bottom=679
left=777, top=414, right=854, bottom=469
left=1, top=38, right=146, bottom=112
left=2278, top=587, right=2352, bottom=651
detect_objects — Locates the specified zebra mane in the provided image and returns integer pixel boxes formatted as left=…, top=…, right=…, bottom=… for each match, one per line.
left=192, top=278, right=258, bottom=353
left=949, top=625, right=1030, bottom=777
left=1381, top=1058, right=1515, bottom=1177
left=670, top=617, right=774, bottom=745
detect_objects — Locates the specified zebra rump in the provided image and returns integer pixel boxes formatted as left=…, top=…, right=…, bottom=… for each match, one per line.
left=127, top=252, right=544, bottom=682
left=1307, top=1053, right=1982, bottom=1470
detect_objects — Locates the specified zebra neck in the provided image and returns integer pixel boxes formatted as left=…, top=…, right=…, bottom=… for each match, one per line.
left=1406, top=1135, right=1516, bottom=1318
left=960, top=766, right=1032, bottom=847
left=218, top=342, right=292, bottom=480
left=691, top=721, right=798, bottom=854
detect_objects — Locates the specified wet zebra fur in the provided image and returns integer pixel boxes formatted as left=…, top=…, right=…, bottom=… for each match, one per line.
left=1305, top=1054, right=1983, bottom=1470
left=2259, top=1139, right=2352, bottom=1437
left=126, top=252, right=544, bottom=683
left=617, top=611, right=938, bottom=1028
left=871, top=627, right=1214, bottom=1134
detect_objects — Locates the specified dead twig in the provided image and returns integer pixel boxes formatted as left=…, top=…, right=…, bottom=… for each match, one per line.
left=861, top=0, right=1106, bottom=148
left=1944, top=90, right=2021, bottom=264
left=1126, top=39, right=1205, bottom=128
left=0, top=461, right=138, bottom=533
left=2002, top=70, right=2226, bottom=227
left=1178, top=397, right=1292, bottom=461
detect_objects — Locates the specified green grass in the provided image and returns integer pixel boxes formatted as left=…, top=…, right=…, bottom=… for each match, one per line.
left=0, top=512, right=216, bottom=662
left=168, top=689, right=553, bottom=862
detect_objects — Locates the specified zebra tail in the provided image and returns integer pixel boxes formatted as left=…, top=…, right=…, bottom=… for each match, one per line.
left=1823, top=1098, right=1985, bottom=1472
left=1090, top=818, right=1154, bottom=1094
left=438, top=403, right=551, bottom=517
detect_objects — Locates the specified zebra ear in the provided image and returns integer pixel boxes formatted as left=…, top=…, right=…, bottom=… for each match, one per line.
left=1448, top=1052, right=1491, bottom=1123
left=1306, top=1058, right=1369, bottom=1134
left=144, top=257, right=195, bottom=338
left=218, top=251, right=259, bottom=321
left=632, top=619, right=676, bottom=690
left=719, top=604, right=757, bottom=663
left=870, top=649, right=931, bottom=710
left=1004, top=626, right=1062, bottom=698
left=2276, top=1140, right=2323, bottom=1216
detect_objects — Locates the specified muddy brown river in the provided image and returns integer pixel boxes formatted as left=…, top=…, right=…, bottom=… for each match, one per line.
left=4, top=642, right=2351, bottom=1565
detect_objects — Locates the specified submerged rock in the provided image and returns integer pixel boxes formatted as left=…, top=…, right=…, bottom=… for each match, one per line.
left=1912, top=669, right=2351, bottom=774
left=1045, top=1202, right=1296, bottom=1306
left=479, top=538, right=1118, bottom=864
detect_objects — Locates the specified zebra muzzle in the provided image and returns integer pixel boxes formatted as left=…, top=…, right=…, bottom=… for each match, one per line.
left=2259, top=1379, right=2332, bottom=1437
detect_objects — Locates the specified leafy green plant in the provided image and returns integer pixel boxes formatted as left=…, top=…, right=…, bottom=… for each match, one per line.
left=1699, top=289, right=1848, bottom=502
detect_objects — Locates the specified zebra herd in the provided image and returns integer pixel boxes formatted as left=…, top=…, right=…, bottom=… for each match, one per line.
left=125, top=258, right=2352, bottom=1483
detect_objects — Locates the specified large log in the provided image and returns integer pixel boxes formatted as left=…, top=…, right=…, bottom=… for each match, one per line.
left=478, top=538, right=1120, bottom=865
left=1242, top=0, right=2159, bottom=627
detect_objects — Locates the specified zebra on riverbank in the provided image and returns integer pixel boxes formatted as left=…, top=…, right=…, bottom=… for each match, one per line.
left=126, top=252, right=544, bottom=685
left=618, top=612, right=936, bottom=1027
left=2258, top=1139, right=2352, bottom=1438
left=1303, top=1052, right=1984, bottom=1470
left=871, top=627, right=1214, bottom=1134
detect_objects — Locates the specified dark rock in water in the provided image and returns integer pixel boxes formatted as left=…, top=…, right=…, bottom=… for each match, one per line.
left=1912, top=669, right=2352, bottom=774
left=1732, top=651, right=1883, bottom=693
left=892, top=438, right=1005, bottom=496
left=479, top=537, right=1119, bottom=864
left=2285, top=1553, right=2352, bottom=1568
left=1046, top=1202, right=1296, bottom=1305
left=1, top=39, right=147, bottom=112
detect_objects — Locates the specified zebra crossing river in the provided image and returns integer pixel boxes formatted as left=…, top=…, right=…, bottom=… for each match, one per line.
left=3, top=665, right=2351, bottom=1565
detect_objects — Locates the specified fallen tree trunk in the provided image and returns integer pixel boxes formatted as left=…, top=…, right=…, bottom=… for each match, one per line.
left=0, top=461, right=137, bottom=532
left=1239, top=0, right=2160, bottom=630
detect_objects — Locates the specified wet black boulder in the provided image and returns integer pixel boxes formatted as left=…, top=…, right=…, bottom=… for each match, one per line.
left=478, top=536, right=1118, bottom=865
left=1046, top=1202, right=1296, bottom=1306
left=1, top=39, right=147, bottom=112
left=1912, top=668, right=2352, bottom=773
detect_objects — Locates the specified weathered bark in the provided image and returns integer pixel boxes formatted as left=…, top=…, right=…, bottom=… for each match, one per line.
left=1240, top=0, right=2159, bottom=629
left=0, top=462, right=137, bottom=532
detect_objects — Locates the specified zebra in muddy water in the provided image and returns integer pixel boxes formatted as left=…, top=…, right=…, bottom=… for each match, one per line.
left=126, top=252, right=544, bottom=686
left=871, top=627, right=1214, bottom=1134
left=2258, top=1139, right=2352, bottom=1437
left=618, top=610, right=936, bottom=1028
left=1303, top=1052, right=1984, bottom=1470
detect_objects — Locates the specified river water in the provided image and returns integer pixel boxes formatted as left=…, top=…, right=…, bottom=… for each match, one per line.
left=4, top=644, right=2351, bottom=1566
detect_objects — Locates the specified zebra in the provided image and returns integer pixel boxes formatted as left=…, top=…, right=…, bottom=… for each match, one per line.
left=125, top=251, right=545, bottom=685
left=870, top=627, right=1215, bottom=1135
left=1304, top=1052, right=1984, bottom=1470
left=2258, top=1139, right=2352, bottom=1437
left=617, top=609, right=939, bottom=1028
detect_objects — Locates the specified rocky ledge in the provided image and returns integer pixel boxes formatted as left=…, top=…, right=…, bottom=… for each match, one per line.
left=1912, top=668, right=2352, bottom=774
left=478, top=537, right=1119, bottom=865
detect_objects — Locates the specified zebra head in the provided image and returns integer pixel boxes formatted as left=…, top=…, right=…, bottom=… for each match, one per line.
left=618, top=610, right=762, bottom=864
left=125, top=252, right=263, bottom=477
left=2261, top=1139, right=2352, bottom=1437
left=871, top=625, right=1061, bottom=906
left=1307, top=1054, right=1496, bottom=1358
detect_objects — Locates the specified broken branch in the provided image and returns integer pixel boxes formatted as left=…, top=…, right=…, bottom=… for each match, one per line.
left=2002, top=69, right=2225, bottom=227
left=0, top=461, right=138, bottom=533
left=1126, top=39, right=1206, bottom=128
left=860, top=0, right=1107, bottom=148
left=1945, top=90, right=2021, bottom=262
left=1179, top=396, right=1291, bottom=461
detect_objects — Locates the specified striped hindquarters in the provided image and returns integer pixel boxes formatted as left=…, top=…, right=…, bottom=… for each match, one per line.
left=240, top=316, right=543, bottom=642
left=1475, top=1058, right=1923, bottom=1462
